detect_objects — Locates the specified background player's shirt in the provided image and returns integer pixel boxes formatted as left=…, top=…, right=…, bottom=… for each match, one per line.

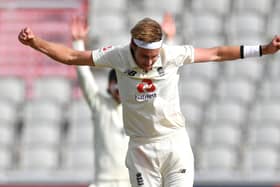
left=74, top=41, right=129, bottom=181
left=77, top=66, right=129, bottom=180
left=92, top=44, right=194, bottom=138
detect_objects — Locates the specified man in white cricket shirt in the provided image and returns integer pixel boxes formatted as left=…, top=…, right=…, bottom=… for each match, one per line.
left=71, top=16, right=130, bottom=187
left=19, top=17, right=280, bottom=187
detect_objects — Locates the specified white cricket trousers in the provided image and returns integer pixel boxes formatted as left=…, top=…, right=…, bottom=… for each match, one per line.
left=126, top=129, right=194, bottom=187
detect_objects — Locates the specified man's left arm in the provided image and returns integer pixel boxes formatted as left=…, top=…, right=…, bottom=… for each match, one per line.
left=194, top=35, right=280, bottom=63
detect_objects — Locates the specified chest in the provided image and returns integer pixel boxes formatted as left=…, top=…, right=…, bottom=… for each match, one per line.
left=117, top=66, right=179, bottom=103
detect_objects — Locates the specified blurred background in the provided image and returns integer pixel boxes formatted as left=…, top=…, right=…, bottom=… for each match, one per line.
left=1, top=0, right=280, bottom=186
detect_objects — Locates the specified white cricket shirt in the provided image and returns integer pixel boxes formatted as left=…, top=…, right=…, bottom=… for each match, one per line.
left=92, top=44, right=194, bottom=138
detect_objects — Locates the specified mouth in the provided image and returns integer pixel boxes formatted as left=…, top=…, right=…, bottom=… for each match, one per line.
left=143, top=67, right=152, bottom=72
left=142, top=64, right=153, bottom=71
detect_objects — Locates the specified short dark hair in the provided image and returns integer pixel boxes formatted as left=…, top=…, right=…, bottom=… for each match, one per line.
left=108, top=69, right=117, bottom=83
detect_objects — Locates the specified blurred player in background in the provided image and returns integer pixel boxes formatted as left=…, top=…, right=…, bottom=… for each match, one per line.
left=70, top=14, right=177, bottom=187
left=161, top=12, right=176, bottom=44
left=18, top=15, right=280, bottom=187
left=71, top=16, right=130, bottom=187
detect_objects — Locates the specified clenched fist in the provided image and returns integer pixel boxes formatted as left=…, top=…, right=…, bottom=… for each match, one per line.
left=18, top=27, right=35, bottom=46
left=262, top=35, right=280, bottom=55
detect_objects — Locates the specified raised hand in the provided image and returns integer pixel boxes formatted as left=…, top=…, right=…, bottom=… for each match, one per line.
left=18, top=27, right=35, bottom=46
left=263, top=35, right=280, bottom=55
left=161, top=12, right=176, bottom=41
left=71, top=15, right=89, bottom=41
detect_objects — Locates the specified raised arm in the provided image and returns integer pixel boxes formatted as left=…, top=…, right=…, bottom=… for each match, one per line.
left=161, top=12, right=176, bottom=45
left=18, top=27, right=94, bottom=66
left=71, top=16, right=99, bottom=109
left=194, top=35, right=280, bottom=63
left=75, top=59, right=100, bottom=110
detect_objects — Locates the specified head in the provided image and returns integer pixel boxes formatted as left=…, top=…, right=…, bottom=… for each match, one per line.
left=130, top=18, right=163, bottom=72
left=107, top=69, right=120, bottom=104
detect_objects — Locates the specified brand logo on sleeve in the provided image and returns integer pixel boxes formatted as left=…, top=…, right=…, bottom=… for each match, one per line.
left=101, top=46, right=113, bottom=52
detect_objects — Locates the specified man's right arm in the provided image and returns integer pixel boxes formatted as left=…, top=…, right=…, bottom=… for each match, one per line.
left=18, top=27, right=94, bottom=66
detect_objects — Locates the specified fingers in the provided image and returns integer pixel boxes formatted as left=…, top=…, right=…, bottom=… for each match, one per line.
left=78, top=15, right=89, bottom=32
left=18, top=28, right=27, bottom=42
left=70, top=15, right=89, bottom=40
left=72, top=15, right=87, bottom=28
left=275, top=35, right=280, bottom=44
left=71, top=16, right=78, bottom=38
left=273, top=35, right=280, bottom=49
left=20, top=27, right=31, bottom=39
left=18, top=27, right=34, bottom=45
left=161, top=12, right=176, bottom=39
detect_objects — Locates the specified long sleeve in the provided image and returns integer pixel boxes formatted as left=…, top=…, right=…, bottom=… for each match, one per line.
left=73, top=40, right=99, bottom=110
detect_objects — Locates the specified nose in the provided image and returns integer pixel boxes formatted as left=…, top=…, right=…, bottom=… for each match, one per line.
left=144, top=58, right=153, bottom=65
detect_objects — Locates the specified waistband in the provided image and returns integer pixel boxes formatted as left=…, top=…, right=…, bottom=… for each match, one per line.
left=129, top=128, right=187, bottom=144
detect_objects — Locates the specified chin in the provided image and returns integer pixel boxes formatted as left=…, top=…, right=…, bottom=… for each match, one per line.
left=143, top=67, right=152, bottom=72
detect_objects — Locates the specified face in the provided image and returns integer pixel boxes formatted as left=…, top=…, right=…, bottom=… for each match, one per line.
left=108, top=80, right=121, bottom=104
left=133, top=47, right=160, bottom=72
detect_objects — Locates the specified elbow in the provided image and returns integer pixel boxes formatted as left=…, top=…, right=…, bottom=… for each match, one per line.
left=49, top=50, right=77, bottom=65
left=214, top=55, right=223, bottom=62
left=61, top=50, right=93, bottom=66
left=64, top=50, right=80, bottom=65
left=64, top=56, right=76, bottom=65
left=215, top=48, right=225, bottom=61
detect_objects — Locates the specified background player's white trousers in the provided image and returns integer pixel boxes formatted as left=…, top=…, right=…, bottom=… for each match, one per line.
left=126, top=129, right=194, bottom=187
